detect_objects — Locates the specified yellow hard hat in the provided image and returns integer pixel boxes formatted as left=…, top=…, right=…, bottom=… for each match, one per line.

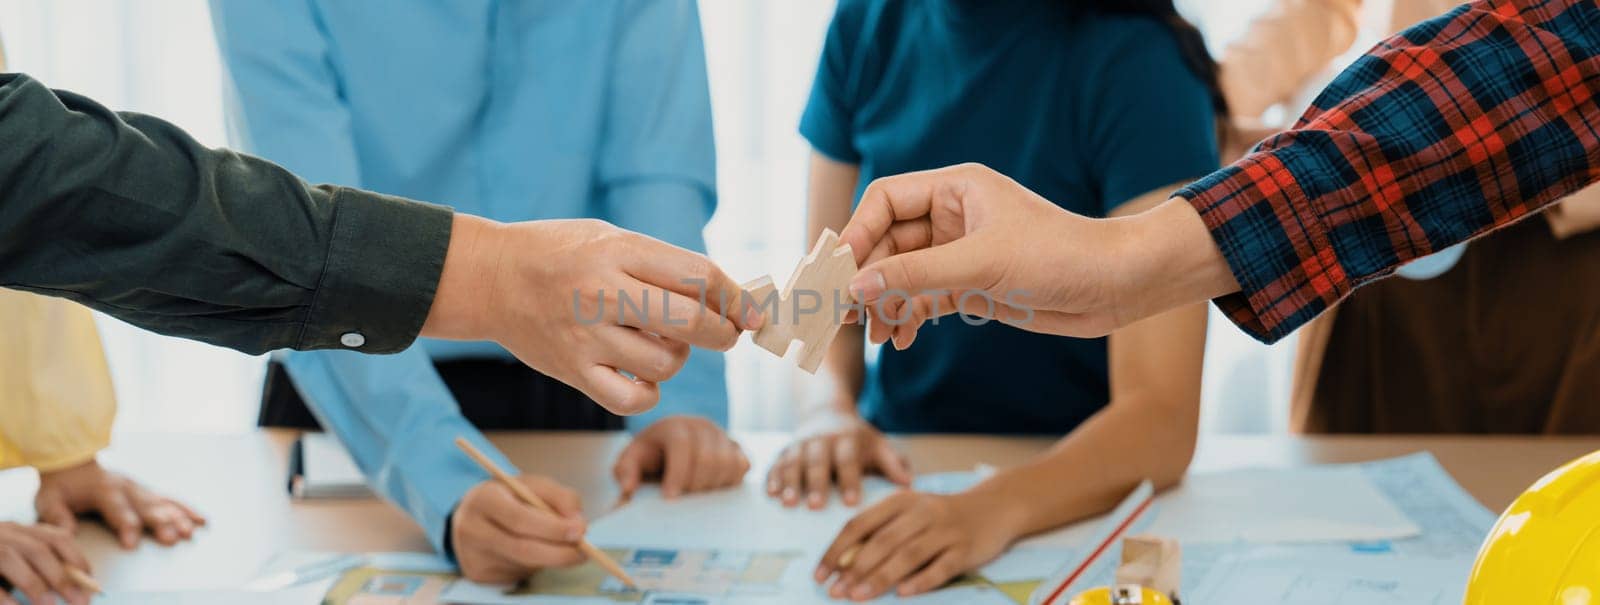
left=1068, top=585, right=1173, bottom=605
left=1464, top=449, right=1600, bottom=604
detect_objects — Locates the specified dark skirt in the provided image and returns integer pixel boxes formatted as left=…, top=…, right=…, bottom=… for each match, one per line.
left=259, top=357, right=624, bottom=431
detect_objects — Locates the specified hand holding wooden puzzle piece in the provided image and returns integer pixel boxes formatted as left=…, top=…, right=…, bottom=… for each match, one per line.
left=741, top=229, right=858, bottom=373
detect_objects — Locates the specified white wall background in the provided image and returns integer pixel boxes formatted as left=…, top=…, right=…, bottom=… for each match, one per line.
left=0, top=0, right=1346, bottom=436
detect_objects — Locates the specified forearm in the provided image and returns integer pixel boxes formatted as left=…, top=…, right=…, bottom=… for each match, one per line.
left=970, top=395, right=1198, bottom=541
left=283, top=349, right=507, bottom=554
left=421, top=214, right=501, bottom=343
left=816, top=326, right=866, bottom=416
left=1114, top=199, right=1240, bottom=327
left=0, top=74, right=451, bottom=354
left=1179, top=0, right=1600, bottom=342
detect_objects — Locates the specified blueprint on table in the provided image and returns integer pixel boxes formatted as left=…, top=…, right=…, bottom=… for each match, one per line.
left=281, top=452, right=1495, bottom=604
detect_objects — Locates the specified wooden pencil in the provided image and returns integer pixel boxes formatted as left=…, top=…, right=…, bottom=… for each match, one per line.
left=65, top=567, right=102, bottom=595
left=453, top=437, right=637, bottom=589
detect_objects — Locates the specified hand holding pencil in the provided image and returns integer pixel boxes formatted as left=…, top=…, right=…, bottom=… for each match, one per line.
left=454, top=438, right=637, bottom=588
left=0, top=521, right=98, bottom=605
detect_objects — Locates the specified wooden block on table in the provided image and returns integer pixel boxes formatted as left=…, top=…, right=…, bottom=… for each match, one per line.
left=1116, top=534, right=1181, bottom=597
left=742, top=229, right=858, bottom=373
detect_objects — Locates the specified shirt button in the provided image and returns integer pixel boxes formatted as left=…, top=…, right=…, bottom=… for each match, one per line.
left=340, top=332, right=366, bottom=348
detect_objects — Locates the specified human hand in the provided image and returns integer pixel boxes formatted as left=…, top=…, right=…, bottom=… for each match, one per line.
left=0, top=522, right=91, bottom=605
left=837, top=163, right=1237, bottom=347
left=422, top=215, right=762, bottom=416
left=451, top=475, right=588, bottom=584
left=612, top=415, right=749, bottom=502
left=815, top=490, right=1019, bottom=601
left=766, top=410, right=910, bottom=509
left=35, top=459, right=206, bottom=549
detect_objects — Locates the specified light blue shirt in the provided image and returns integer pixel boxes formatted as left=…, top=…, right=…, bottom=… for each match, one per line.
left=210, top=0, right=725, bottom=555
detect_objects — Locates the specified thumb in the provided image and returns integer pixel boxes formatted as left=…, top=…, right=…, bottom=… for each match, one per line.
left=875, top=441, right=913, bottom=487
left=850, top=242, right=996, bottom=307
left=35, top=489, right=77, bottom=533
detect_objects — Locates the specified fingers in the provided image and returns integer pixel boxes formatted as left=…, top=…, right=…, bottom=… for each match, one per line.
left=617, top=285, right=743, bottom=352
left=492, top=480, right=586, bottom=543
left=725, top=445, right=752, bottom=488
left=578, top=365, right=660, bottom=416
left=0, top=547, right=49, bottom=605
left=858, top=217, right=935, bottom=271
left=458, top=516, right=586, bottom=584
left=173, top=500, right=208, bottom=528
left=525, top=477, right=584, bottom=520
left=92, top=484, right=140, bottom=550
left=832, top=508, right=934, bottom=592
left=802, top=439, right=833, bottom=510
left=611, top=439, right=660, bottom=503
left=596, top=326, right=689, bottom=384
left=832, top=438, right=863, bottom=507
left=844, top=533, right=948, bottom=600
left=769, top=447, right=804, bottom=507
left=452, top=480, right=588, bottom=584
left=658, top=425, right=695, bottom=500
left=817, top=496, right=906, bottom=577
left=622, top=239, right=761, bottom=334
left=130, top=492, right=186, bottom=546
left=619, top=418, right=747, bottom=503
left=838, top=169, right=945, bottom=267
left=695, top=428, right=744, bottom=492
left=829, top=510, right=935, bottom=601
left=689, top=425, right=723, bottom=493
left=898, top=548, right=965, bottom=596
left=849, top=242, right=996, bottom=308
left=30, top=527, right=88, bottom=575
left=874, top=441, right=914, bottom=487
left=0, top=526, right=86, bottom=605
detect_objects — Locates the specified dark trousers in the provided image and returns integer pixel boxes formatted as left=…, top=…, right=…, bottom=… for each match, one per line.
left=259, top=358, right=624, bottom=431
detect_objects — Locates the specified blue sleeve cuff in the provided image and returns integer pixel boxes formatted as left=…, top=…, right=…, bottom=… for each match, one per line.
left=280, top=348, right=516, bottom=555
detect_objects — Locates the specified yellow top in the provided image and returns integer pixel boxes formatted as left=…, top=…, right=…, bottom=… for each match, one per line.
left=0, top=291, right=117, bottom=472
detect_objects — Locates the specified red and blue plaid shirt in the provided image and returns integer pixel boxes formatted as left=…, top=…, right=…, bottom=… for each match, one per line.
left=1177, top=0, right=1600, bottom=343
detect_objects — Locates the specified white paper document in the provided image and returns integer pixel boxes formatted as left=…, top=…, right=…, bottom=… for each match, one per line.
left=297, top=453, right=1488, bottom=605
left=1145, top=465, right=1420, bottom=543
left=1356, top=453, right=1498, bottom=557
left=1189, top=548, right=1475, bottom=604
left=94, top=582, right=329, bottom=605
left=1015, top=463, right=1420, bottom=548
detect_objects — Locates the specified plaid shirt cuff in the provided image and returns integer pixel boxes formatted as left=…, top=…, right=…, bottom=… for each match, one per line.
left=1177, top=149, right=1352, bottom=344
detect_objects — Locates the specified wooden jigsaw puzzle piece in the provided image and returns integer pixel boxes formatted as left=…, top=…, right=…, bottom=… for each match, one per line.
left=742, top=229, right=857, bottom=374
left=741, top=275, right=785, bottom=356
left=1115, top=534, right=1181, bottom=597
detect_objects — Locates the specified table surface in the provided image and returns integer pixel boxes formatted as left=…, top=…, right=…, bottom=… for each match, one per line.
left=34, top=430, right=1600, bottom=591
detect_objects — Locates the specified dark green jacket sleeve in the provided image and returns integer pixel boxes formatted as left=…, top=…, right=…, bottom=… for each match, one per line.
left=0, top=73, right=453, bottom=354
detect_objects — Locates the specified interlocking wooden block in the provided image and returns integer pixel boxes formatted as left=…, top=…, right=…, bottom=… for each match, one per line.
left=1116, top=534, right=1181, bottom=598
left=742, top=229, right=857, bottom=373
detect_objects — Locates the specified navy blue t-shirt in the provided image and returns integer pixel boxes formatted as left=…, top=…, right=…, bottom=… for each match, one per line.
left=799, top=0, right=1219, bottom=434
